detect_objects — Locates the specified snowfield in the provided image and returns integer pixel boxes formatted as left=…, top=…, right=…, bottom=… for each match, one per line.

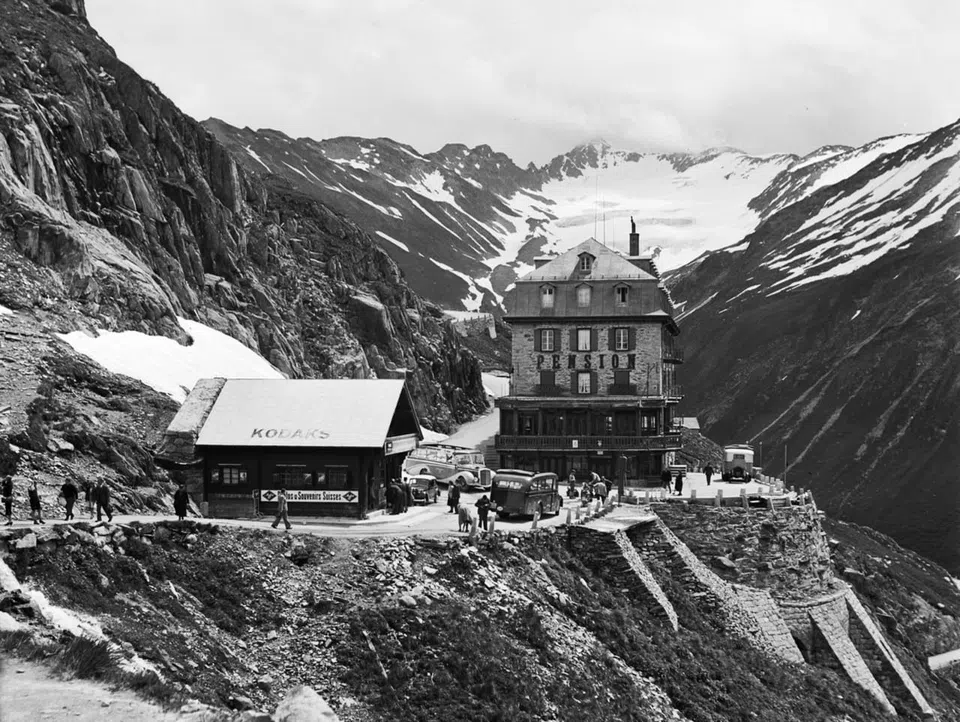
left=58, top=317, right=284, bottom=403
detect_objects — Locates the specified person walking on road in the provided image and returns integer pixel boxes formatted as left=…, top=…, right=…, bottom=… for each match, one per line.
left=271, top=487, right=292, bottom=531
left=60, top=477, right=78, bottom=521
left=674, top=469, right=684, bottom=497
left=173, top=481, right=189, bottom=521
left=704, top=464, right=714, bottom=486
left=28, top=480, right=44, bottom=525
left=95, top=479, right=113, bottom=523
left=660, top=467, right=672, bottom=492
left=447, top=482, right=461, bottom=513
left=2, top=475, right=13, bottom=526
left=475, top=494, right=491, bottom=531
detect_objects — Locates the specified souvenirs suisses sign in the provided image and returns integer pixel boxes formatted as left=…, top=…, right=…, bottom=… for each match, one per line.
left=259, top=489, right=358, bottom=503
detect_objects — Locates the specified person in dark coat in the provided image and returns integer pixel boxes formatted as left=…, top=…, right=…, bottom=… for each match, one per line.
left=83, top=480, right=95, bottom=519
left=385, top=482, right=398, bottom=515
left=390, top=480, right=404, bottom=515
left=270, top=487, right=291, bottom=530
left=402, top=480, right=413, bottom=513
left=660, top=467, right=672, bottom=491
left=475, top=494, right=491, bottom=531
left=61, top=478, right=78, bottom=521
left=95, top=479, right=113, bottom=523
left=28, top=480, right=44, bottom=525
left=704, top=464, right=714, bottom=486
left=674, top=470, right=684, bottom=496
left=2, top=476, right=13, bottom=526
left=447, top=482, right=461, bottom=513
left=173, top=481, right=189, bottom=521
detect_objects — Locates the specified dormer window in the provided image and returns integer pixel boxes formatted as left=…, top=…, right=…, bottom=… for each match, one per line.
left=540, top=285, right=555, bottom=308
left=579, top=253, right=594, bottom=272
left=576, top=284, right=592, bottom=307
left=615, top=285, right=629, bottom=306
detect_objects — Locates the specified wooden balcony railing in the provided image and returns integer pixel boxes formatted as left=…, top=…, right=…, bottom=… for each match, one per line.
left=495, top=433, right=682, bottom=451
left=665, top=385, right=683, bottom=399
left=663, top=346, right=685, bottom=363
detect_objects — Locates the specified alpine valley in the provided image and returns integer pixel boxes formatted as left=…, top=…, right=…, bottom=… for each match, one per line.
left=208, top=119, right=960, bottom=575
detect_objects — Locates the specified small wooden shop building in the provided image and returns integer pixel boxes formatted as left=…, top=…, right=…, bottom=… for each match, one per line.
left=157, top=378, right=422, bottom=519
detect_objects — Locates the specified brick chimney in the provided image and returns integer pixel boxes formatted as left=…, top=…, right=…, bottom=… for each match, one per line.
left=628, top=215, right=640, bottom=256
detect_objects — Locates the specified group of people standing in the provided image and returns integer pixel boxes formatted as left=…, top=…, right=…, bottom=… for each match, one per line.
left=566, top=471, right=611, bottom=504
left=0, top=475, right=126, bottom=526
left=386, top=478, right=414, bottom=515
left=660, top=467, right=685, bottom=496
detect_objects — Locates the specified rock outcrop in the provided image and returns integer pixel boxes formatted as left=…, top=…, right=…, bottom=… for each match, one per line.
left=0, top=2, right=485, bottom=432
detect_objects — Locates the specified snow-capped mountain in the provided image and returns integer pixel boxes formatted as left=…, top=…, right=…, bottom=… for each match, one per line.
left=206, top=121, right=814, bottom=310
left=666, top=120, right=960, bottom=574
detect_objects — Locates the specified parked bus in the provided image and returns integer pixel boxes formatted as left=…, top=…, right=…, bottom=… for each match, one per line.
left=491, top=469, right=562, bottom=519
left=403, top=443, right=493, bottom=490
left=722, top=444, right=755, bottom=481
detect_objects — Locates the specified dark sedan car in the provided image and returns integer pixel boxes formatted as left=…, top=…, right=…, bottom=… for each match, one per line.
left=408, top=475, right=440, bottom=504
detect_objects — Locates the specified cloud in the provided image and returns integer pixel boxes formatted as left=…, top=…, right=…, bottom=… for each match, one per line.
left=86, top=0, right=960, bottom=164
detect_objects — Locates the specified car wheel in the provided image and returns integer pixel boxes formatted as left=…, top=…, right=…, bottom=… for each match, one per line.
left=456, top=476, right=465, bottom=489
left=497, top=510, right=509, bottom=520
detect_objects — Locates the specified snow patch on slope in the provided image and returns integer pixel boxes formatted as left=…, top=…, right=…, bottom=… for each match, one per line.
left=58, top=318, right=284, bottom=403
left=376, top=230, right=409, bottom=252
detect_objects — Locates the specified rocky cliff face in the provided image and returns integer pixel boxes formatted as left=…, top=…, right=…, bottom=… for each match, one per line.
left=0, top=0, right=485, bottom=432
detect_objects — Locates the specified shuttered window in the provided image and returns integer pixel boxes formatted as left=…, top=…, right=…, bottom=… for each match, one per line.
left=577, top=371, right=591, bottom=394
left=614, top=327, right=629, bottom=351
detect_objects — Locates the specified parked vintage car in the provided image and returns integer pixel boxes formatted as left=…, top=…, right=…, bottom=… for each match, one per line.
left=403, top=443, right=493, bottom=490
left=408, top=474, right=440, bottom=504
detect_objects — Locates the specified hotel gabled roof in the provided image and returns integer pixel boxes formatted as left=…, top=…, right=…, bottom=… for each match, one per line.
left=520, top=238, right=657, bottom=283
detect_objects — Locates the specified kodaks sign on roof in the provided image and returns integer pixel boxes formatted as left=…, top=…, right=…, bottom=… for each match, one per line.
left=250, top=428, right=330, bottom=440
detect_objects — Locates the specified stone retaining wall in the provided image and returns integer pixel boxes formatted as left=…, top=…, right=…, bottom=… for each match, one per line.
left=627, top=516, right=804, bottom=663
left=654, top=502, right=835, bottom=601
left=567, top=521, right=678, bottom=630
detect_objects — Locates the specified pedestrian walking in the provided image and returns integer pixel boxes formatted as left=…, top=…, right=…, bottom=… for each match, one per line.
left=475, top=494, right=491, bottom=531
left=660, top=467, right=672, bottom=491
left=95, top=479, right=113, bottom=522
left=173, top=481, right=189, bottom=521
left=83, top=480, right=95, bottom=518
left=447, top=482, right=461, bottom=513
left=567, top=472, right=577, bottom=498
left=271, top=487, right=292, bottom=530
left=674, top=469, right=684, bottom=496
left=1, top=475, right=13, bottom=526
left=704, top=464, right=714, bottom=487
left=28, top=480, right=44, bottom=525
left=60, top=477, right=78, bottom=521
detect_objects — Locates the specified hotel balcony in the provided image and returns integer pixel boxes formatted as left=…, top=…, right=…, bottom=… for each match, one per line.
left=665, top=385, right=683, bottom=400
left=494, top=433, right=682, bottom=452
left=518, top=385, right=667, bottom=399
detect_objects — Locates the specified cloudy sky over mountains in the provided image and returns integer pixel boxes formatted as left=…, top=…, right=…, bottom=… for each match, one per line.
left=88, top=0, right=960, bottom=164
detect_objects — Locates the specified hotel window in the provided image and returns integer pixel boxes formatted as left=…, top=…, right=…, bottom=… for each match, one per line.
left=541, top=329, right=555, bottom=352
left=577, top=328, right=591, bottom=351
left=218, top=465, right=246, bottom=485
left=579, top=254, right=593, bottom=272
left=616, top=286, right=629, bottom=305
left=541, top=286, right=555, bottom=308
left=577, top=285, right=591, bottom=307
left=274, top=465, right=311, bottom=487
left=577, top=371, right=592, bottom=394
left=614, top=327, right=629, bottom=351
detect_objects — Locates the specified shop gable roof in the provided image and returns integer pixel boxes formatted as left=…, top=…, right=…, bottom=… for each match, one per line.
left=195, top=379, right=421, bottom=448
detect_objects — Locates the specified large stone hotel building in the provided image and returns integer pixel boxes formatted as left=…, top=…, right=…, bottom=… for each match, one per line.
left=495, top=228, right=683, bottom=482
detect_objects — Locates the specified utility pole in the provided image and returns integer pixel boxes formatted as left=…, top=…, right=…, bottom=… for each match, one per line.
left=784, top=443, right=787, bottom=486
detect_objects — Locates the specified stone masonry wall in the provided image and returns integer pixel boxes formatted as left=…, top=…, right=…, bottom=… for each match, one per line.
left=627, top=516, right=804, bottom=663
left=511, top=321, right=662, bottom=395
left=654, top=503, right=835, bottom=601
left=567, top=522, right=678, bottom=629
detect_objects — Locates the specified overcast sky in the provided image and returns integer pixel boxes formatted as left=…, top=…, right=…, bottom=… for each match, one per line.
left=86, top=0, right=960, bottom=165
